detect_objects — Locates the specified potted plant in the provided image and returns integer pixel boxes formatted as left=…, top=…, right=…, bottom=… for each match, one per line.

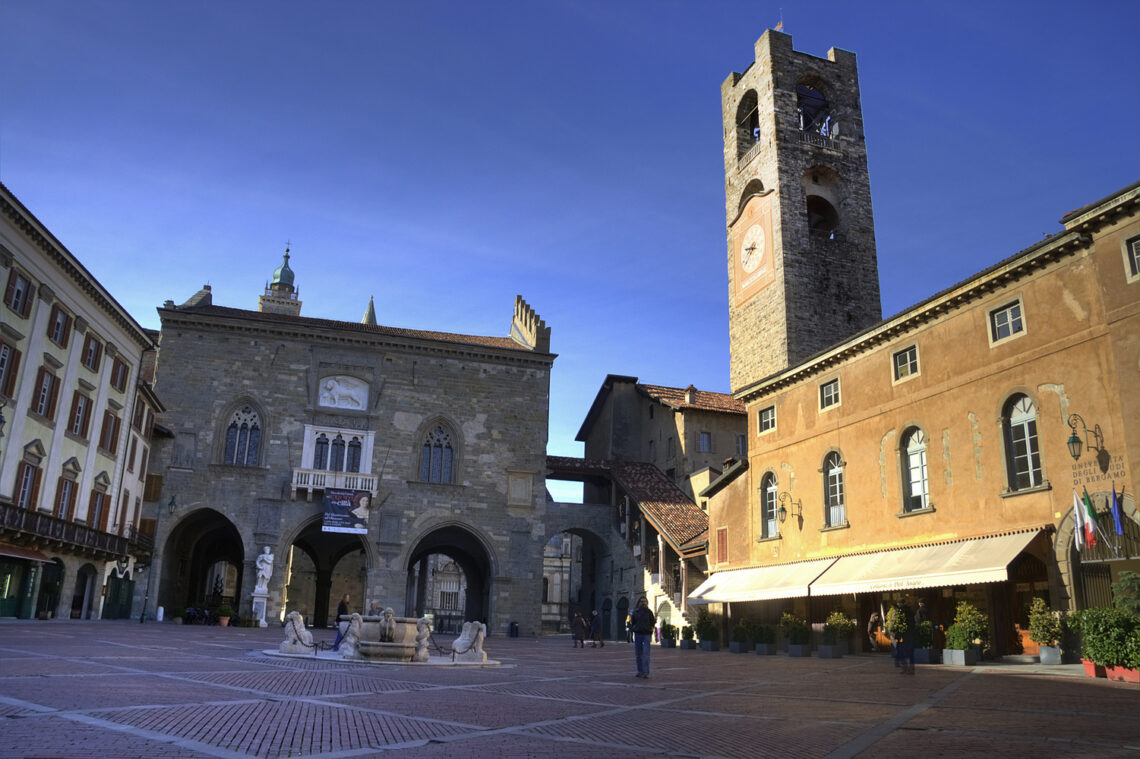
left=819, top=611, right=854, bottom=658
left=942, top=601, right=987, bottom=666
left=1027, top=597, right=1063, bottom=665
left=679, top=625, right=697, bottom=650
left=1071, top=606, right=1140, bottom=682
left=754, top=623, right=777, bottom=655
left=216, top=603, right=234, bottom=628
left=913, top=620, right=939, bottom=664
left=781, top=611, right=810, bottom=656
left=696, top=609, right=720, bottom=651
left=660, top=622, right=678, bottom=648
left=729, top=619, right=754, bottom=653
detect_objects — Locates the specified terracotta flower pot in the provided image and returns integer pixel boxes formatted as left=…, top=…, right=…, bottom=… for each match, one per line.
left=218, top=617, right=231, bottom=628
left=1082, top=659, right=1106, bottom=678
left=1106, top=665, right=1139, bottom=683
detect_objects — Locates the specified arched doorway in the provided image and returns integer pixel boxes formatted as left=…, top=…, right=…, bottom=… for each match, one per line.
left=286, top=520, right=368, bottom=628
left=103, top=565, right=135, bottom=619
left=72, top=564, right=98, bottom=619
left=406, top=525, right=492, bottom=625
left=161, top=509, right=245, bottom=614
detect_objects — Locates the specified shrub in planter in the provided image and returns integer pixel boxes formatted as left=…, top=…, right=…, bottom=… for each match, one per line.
left=730, top=622, right=753, bottom=653
left=679, top=625, right=696, bottom=649
left=943, top=601, right=988, bottom=666
left=884, top=605, right=908, bottom=639
left=660, top=622, right=678, bottom=648
left=754, top=623, right=777, bottom=655
left=819, top=611, right=854, bottom=658
left=1027, top=597, right=1064, bottom=664
left=1071, top=607, right=1140, bottom=674
left=696, top=608, right=720, bottom=649
left=912, top=620, right=939, bottom=664
left=781, top=611, right=810, bottom=656
left=216, top=603, right=235, bottom=627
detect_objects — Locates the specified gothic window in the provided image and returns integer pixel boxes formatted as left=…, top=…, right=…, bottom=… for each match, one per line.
left=223, top=405, right=261, bottom=466
left=1004, top=395, right=1043, bottom=491
left=313, top=433, right=329, bottom=470
left=902, top=427, right=930, bottom=512
left=330, top=434, right=346, bottom=472
left=760, top=473, right=779, bottom=539
left=824, top=452, right=846, bottom=527
left=419, top=425, right=454, bottom=484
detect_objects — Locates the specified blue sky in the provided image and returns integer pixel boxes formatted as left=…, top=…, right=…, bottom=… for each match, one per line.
left=2, top=1, right=1137, bottom=501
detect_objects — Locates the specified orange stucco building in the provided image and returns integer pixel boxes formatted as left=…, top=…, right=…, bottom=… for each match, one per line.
left=694, top=182, right=1139, bottom=654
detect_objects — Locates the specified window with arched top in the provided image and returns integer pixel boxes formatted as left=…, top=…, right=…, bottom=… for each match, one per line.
left=760, top=473, right=779, bottom=539
left=419, top=425, right=455, bottom=484
left=223, top=406, right=261, bottom=466
left=824, top=452, right=846, bottom=527
left=1004, top=395, right=1043, bottom=491
left=346, top=438, right=362, bottom=473
left=313, top=433, right=329, bottom=470
left=736, top=90, right=760, bottom=159
left=330, top=434, right=345, bottom=472
left=901, top=427, right=929, bottom=512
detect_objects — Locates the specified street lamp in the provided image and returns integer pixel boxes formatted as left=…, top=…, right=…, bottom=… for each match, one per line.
left=1066, top=413, right=1103, bottom=462
left=777, top=492, right=802, bottom=525
left=139, top=496, right=177, bottom=623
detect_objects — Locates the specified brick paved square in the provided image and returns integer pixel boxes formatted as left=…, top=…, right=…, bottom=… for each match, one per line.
left=1, top=621, right=1137, bottom=759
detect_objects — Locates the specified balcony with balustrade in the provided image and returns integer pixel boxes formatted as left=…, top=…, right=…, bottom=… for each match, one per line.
left=291, top=468, right=377, bottom=500
left=0, top=499, right=128, bottom=560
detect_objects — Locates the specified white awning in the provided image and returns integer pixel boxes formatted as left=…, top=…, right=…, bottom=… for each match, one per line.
left=808, top=531, right=1041, bottom=597
left=688, top=557, right=837, bottom=605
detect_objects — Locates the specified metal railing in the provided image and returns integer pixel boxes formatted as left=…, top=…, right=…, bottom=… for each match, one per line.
left=737, top=141, right=762, bottom=170
left=800, top=131, right=838, bottom=150
left=0, top=500, right=128, bottom=557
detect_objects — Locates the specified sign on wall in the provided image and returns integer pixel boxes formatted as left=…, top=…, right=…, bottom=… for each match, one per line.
left=321, top=488, right=373, bottom=534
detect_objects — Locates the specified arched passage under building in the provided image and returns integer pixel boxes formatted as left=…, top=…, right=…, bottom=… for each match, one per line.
left=542, top=526, right=616, bottom=637
left=286, top=520, right=369, bottom=628
left=160, top=508, right=245, bottom=614
left=405, top=525, right=491, bottom=625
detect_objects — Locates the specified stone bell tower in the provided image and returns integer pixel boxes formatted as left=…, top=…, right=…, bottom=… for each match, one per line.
left=723, top=30, right=881, bottom=392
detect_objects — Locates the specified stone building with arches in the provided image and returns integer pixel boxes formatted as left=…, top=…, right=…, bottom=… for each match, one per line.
left=692, top=32, right=1139, bottom=655
left=142, top=256, right=558, bottom=634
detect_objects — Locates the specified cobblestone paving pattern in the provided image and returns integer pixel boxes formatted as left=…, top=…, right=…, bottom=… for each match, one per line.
left=1, top=621, right=1137, bottom=758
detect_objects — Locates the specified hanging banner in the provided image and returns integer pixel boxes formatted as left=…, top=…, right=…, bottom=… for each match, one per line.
left=321, top=488, right=373, bottom=534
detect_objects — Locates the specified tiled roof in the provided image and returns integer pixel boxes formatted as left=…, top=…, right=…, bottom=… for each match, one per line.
left=637, top=384, right=744, bottom=414
left=546, top=456, right=709, bottom=554
left=162, top=304, right=531, bottom=353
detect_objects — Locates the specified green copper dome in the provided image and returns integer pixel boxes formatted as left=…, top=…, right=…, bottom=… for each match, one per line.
left=271, top=250, right=295, bottom=288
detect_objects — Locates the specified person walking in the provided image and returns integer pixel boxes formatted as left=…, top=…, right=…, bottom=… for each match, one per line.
left=331, top=594, right=351, bottom=650
left=629, top=596, right=656, bottom=678
left=572, top=611, right=587, bottom=648
left=895, top=601, right=916, bottom=675
left=589, top=610, right=604, bottom=647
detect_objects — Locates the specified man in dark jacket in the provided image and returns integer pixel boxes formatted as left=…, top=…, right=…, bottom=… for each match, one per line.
left=629, top=596, right=656, bottom=678
left=331, top=594, right=350, bottom=650
left=589, top=610, right=603, bottom=647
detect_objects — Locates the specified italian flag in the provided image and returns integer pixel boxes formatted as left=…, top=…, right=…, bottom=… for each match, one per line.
left=1072, top=490, right=1085, bottom=549
left=1081, top=487, right=1099, bottom=547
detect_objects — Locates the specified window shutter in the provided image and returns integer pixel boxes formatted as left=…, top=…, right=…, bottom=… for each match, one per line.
left=47, top=374, right=60, bottom=418
left=3, top=270, right=15, bottom=306
left=31, top=467, right=43, bottom=509
left=1, top=346, right=20, bottom=397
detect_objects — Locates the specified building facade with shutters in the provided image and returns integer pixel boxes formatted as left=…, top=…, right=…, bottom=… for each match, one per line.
left=0, top=183, right=161, bottom=621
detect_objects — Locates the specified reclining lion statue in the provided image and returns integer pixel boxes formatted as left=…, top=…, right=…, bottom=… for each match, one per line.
left=280, top=611, right=315, bottom=654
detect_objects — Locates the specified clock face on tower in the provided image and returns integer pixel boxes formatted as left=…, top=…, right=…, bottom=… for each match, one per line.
left=740, top=223, right=766, bottom=274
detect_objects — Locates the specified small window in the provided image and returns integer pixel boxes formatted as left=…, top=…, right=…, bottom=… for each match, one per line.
left=47, top=305, right=72, bottom=348
left=760, top=473, right=779, bottom=539
left=3, top=269, right=34, bottom=318
left=893, top=345, right=919, bottom=382
left=989, top=300, right=1025, bottom=344
left=110, top=358, right=129, bottom=392
left=901, top=427, right=930, bottom=512
left=68, top=392, right=93, bottom=439
left=31, top=366, right=60, bottom=419
left=81, top=334, right=103, bottom=371
left=14, top=462, right=42, bottom=509
left=824, top=452, right=846, bottom=527
left=716, top=527, right=728, bottom=564
left=819, top=379, right=841, bottom=410
left=1124, top=236, right=1139, bottom=282
left=698, top=431, right=711, bottom=453
left=736, top=434, right=747, bottom=457
left=1003, top=395, right=1044, bottom=491
left=99, top=411, right=122, bottom=455
left=758, top=405, right=776, bottom=433
left=666, top=437, right=675, bottom=460
left=54, top=478, right=78, bottom=520
left=0, top=340, right=22, bottom=398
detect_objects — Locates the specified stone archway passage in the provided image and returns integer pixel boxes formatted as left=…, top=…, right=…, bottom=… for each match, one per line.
left=289, top=522, right=369, bottom=628
left=161, top=508, right=245, bottom=614
left=406, top=526, right=492, bottom=624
